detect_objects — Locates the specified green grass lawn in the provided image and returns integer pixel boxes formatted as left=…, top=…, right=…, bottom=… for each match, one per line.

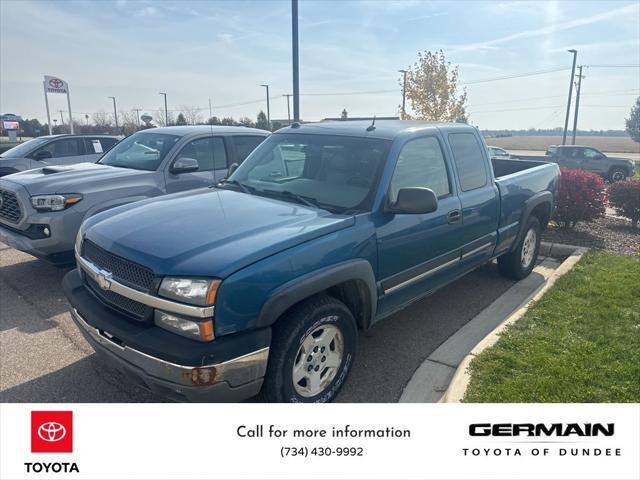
left=464, top=251, right=640, bottom=402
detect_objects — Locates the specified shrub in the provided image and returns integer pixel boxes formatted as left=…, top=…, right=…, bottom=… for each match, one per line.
left=608, top=178, right=640, bottom=228
left=553, top=168, right=607, bottom=229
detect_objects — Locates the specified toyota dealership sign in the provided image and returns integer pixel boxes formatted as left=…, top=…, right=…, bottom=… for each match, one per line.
left=45, top=75, right=68, bottom=94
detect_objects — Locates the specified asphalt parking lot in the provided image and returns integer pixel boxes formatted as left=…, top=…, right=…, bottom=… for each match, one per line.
left=0, top=243, right=516, bottom=403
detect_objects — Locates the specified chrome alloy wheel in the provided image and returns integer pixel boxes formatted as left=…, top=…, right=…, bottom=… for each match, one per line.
left=292, top=320, right=344, bottom=397
left=521, top=228, right=537, bottom=268
left=611, top=170, right=626, bottom=182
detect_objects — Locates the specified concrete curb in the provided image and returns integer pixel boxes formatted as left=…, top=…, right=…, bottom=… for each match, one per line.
left=398, top=242, right=588, bottom=403
left=440, top=245, right=588, bottom=403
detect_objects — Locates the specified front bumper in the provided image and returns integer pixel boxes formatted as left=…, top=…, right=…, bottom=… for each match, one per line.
left=63, top=269, right=271, bottom=402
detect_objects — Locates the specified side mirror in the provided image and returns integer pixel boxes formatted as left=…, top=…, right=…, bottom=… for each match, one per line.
left=387, top=187, right=438, bottom=215
left=227, top=162, right=240, bottom=177
left=33, top=150, right=52, bottom=161
left=170, top=157, right=199, bottom=174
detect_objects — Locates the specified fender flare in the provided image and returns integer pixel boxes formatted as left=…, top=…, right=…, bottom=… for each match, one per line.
left=511, top=191, right=553, bottom=252
left=255, top=259, right=377, bottom=330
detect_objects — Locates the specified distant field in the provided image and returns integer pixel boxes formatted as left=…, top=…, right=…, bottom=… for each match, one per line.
left=487, top=136, right=639, bottom=154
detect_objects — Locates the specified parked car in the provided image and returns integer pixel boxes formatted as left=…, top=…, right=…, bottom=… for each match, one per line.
left=62, top=120, right=559, bottom=403
left=0, top=134, right=120, bottom=176
left=545, top=145, right=635, bottom=182
left=0, top=126, right=269, bottom=264
left=487, top=146, right=511, bottom=159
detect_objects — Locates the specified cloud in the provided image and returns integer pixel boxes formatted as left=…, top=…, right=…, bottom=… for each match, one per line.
left=217, top=33, right=234, bottom=43
left=444, top=2, right=640, bottom=53
left=135, top=6, right=161, bottom=18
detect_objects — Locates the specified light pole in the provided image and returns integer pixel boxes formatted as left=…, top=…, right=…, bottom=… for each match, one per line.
left=108, top=96, right=118, bottom=132
left=260, top=84, right=271, bottom=130
left=159, top=92, right=168, bottom=126
left=562, top=49, right=578, bottom=145
left=292, top=0, right=300, bottom=122
left=283, top=94, right=292, bottom=124
left=85, top=114, right=89, bottom=126
left=398, top=69, right=408, bottom=119
left=133, top=108, right=142, bottom=128
left=571, top=66, right=585, bottom=145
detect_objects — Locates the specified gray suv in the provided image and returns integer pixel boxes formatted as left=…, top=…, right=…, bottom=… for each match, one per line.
left=0, top=134, right=120, bottom=177
left=0, top=126, right=269, bottom=264
left=546, top=145, right=635, bottom=182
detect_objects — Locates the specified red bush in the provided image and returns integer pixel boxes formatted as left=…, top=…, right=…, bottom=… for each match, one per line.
left=553, top=168, right=607, bottom=229
left=608, top=178, right=640, bottom=228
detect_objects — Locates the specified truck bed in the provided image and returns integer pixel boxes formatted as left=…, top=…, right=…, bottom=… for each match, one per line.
left=491, top=158, right=560, bottom=254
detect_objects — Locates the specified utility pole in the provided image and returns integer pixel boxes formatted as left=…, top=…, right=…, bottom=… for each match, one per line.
left=283, top=94, right=292, bottom=124
left=85, top=114, right=89, bottom=126
left=108, top=96, right=118, bottom=132
left=398, top=69, right=408, bottom=119
left=260, top=84, right=271, bottom=130
left=562, top=49, right=578, bottom=145
left=292, top=0, right=300, bottom=122
left=159, top=92, right=168, bottom=126
left=571, top=66, right=585, bottom=145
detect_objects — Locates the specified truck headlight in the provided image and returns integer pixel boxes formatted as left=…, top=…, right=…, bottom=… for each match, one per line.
left=154, top=310, right=214, bottom=341
left=31, top=194, right=82, bottom=211
left=158, top=277, right=221, bottom=306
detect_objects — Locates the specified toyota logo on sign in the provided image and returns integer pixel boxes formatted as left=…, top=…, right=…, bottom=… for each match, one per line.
left=48, top=78, right=64, bottom=89
left=37, top=422, right=67, bottom=442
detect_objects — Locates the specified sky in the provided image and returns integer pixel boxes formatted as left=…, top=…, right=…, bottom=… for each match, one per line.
left=1, top=0, right=639, bottom=130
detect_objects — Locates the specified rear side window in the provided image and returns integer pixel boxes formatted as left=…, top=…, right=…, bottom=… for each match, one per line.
left=233, top=136, right=266, bottom=163
left=34, top=138, right=82, bottom=158
left=390, top=136, right=450, bottom=200
left=176, top=137, right=227, bottom=171
left=85, top=138, right=117, bottom=154
left=448, top=133, right=488, bottom=191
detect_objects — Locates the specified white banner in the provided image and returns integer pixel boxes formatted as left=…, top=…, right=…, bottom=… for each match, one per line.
left=44, top=75, right=68, bottom=94
left=1, top=403, right=638, bottom=480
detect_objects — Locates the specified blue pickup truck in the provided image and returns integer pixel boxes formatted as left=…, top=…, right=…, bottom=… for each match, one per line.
left=63, top=121, right=559, bottom=403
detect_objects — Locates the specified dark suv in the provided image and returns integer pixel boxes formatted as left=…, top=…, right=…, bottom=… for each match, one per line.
left=546, top=145, right=635, bottom=182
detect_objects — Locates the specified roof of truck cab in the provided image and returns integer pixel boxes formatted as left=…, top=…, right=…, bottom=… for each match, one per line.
left=151, top=125, right=270, bottom=136
left=274, top=120, right=475, bottom=140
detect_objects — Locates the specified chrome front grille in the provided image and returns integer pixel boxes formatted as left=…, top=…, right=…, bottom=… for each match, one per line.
left=81, top=240, right=155, bottom=321
left=0, top=189, right=22, bottom=224
left=82, top=240, right=155, bottom=291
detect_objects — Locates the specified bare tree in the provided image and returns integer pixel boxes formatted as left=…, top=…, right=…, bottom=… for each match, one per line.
left=119, top=110, right=139, bottom=135
left=181, top=105, right=203, bottom=125
left=155, top=106, right=173, bottom=127
left=92, top=110, right=112, bottom=132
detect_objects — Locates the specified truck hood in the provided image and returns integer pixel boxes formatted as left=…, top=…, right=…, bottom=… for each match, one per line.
left=4, top=162, right=151, bottom=195
left=84, top=189, right=354, bottom=278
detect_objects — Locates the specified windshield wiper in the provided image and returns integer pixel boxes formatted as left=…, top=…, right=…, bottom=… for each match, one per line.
left=219, top=179, right=253, bottom=194
left=261, top=188, right=327, bottom=210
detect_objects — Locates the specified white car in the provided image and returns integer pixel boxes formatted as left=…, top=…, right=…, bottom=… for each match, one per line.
left=487, top=146, right=511, bottom=159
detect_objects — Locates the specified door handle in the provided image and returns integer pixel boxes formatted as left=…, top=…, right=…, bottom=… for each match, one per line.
left=447, top=209, right=461, bottom=224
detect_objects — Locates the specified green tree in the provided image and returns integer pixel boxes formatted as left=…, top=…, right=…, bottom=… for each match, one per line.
left=176, top=113, right=187, bottom=125
left=625, top=96, right=640, bottom=143
left=206, top=116, right=221, bottom=125
left=400, top=50, right=467, bottom=122
left=238, top=116, right=255, bottom=128
left=221, top=117, right=235, bottom=126
left=256, top=110, right=270, bottom=131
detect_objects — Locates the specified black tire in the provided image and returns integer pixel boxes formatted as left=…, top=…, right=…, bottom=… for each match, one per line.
left=261, top=294, right=357, bottom=403
left=498, top=216, right=541, bottom=280
left=609, top=168, right=628, bottom=182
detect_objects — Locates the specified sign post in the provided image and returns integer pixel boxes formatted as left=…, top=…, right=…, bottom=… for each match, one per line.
left=43, top=81, right=52, bottom=135
left=43, top=75, right=74, bottom=134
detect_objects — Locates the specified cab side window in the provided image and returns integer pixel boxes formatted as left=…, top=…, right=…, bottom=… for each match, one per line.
left=32, top=138, right=81, bottom=159
left=583, top=148, right=601, bottom=159
left=233, top=136, right=266, bottom=164
left=448, top=133, right=488, bottom=191
left=389, top=136, right=451, bottom=202
left=175, top=137, right=227, bottom=171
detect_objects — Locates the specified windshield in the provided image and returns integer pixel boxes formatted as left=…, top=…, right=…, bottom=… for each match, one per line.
left=99, top=131, right=180, bottom=171
left=226, top=133, right=390, bottom=213
left=0, top=137, right=50, bottom=158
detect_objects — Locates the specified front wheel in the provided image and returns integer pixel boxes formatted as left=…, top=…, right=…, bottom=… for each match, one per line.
left=498, top=216, right=541, bottom=280
left=609, top=168, right=628, bottom=182
left=261, top=295, right=357, bottom=403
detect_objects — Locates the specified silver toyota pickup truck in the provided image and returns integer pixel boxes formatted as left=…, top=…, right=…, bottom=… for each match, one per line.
left=0, top=126, right=269, bottom=264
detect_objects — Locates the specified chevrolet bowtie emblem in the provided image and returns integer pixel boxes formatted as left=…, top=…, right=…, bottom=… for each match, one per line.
left=96, top=269, right=113, bottom=290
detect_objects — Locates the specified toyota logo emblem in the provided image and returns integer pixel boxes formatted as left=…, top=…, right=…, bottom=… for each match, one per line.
left=37, top=422, right=67, bottom=442
left=48, top=78, right=64, bottom=89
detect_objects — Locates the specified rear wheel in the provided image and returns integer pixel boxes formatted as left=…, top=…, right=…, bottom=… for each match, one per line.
left=498, top=216, right=541, bottom=280
left=261, top=295, right=357, bottom=403
left=609, top=168, right=628, bottom=182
